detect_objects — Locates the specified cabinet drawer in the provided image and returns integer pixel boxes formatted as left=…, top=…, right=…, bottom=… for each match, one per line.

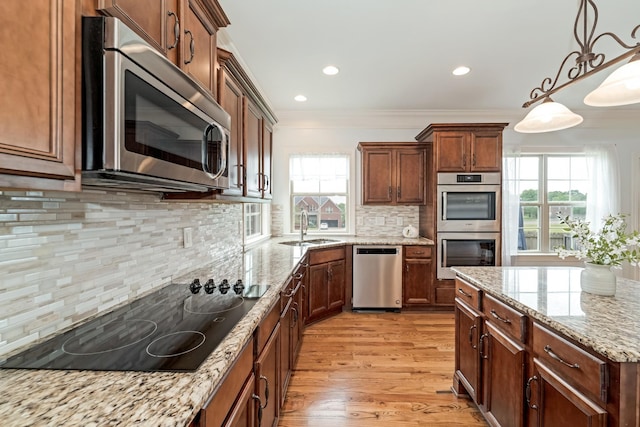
left=454, top=278, right=481, bottom=310
left=404, top=245, right=432, bottom=258
left=532, top=323, right=608, bottom=403
left=255, top=300, right=280, bottom=355
left=483, top=294, right=526, bottom=342
left=309, top=247, right=345, bottom=265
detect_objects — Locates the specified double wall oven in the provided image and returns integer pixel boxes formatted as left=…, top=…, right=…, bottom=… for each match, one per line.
left=436, top=172, right=501, bottom=279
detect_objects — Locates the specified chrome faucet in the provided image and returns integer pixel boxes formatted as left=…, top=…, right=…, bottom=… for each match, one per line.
left=300, top=209, right=309, bottom=242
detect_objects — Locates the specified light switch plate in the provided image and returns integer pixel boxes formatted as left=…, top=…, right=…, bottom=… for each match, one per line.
left=183, top=227, right=193, bottom=248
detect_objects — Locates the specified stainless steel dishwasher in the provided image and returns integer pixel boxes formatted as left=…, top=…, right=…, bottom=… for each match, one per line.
left=352, top=245, right=402, bottom=311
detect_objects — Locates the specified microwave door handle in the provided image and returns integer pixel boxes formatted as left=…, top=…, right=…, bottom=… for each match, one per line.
left=202, top=123, right=228, bottom=181
left=442, top=191, right=448, bottom=220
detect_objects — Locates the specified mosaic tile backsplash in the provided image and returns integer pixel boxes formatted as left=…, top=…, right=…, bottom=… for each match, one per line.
left=0, top=189, right=243, bottom=359
left=355, top=205, right=419, bottom=237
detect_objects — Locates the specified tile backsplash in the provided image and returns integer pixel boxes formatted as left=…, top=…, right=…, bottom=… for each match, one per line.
left=0, top=189, right=242, bottom=358
left=355, top=205, right=419, bottom=237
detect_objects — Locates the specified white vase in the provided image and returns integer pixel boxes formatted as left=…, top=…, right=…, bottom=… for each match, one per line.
left=580, top=262, right=616, bottom=296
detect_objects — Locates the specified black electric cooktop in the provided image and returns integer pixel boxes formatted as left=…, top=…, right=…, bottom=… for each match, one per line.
left=0, top=280, right=268, bottom=372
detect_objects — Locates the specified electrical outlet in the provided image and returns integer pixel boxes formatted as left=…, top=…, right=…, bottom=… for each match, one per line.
left=376, top=217, right=385, bottom=226
left=183, top=227, right=193, bottom=248
left=357, top=217, right=363, bottom=226
left=396, top=216, right=403, bottom=226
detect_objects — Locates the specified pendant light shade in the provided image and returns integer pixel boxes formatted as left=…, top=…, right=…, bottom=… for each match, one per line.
left=584, top=54, right=640, bottom=106
left=514, top=98, right=584, bottom=133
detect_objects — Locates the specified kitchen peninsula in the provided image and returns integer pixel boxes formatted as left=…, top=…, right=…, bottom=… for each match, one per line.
left=0, top=236, right=431, bottom=427
left=452, top=266, right=640, bottom=427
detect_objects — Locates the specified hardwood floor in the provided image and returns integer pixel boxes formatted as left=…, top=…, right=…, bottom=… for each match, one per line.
left=279, top=312, right=487, bottom=427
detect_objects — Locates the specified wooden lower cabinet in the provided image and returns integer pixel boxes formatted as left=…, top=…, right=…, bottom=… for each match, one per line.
left=307, top=247, right=346, bottom=324
left=255, top=323, right=280, bottom=427
left=223, top=373, right=256, bottom=427
left=483, top=321, right=525, bottom=427
left=453, top=299, right=483, bottom=403
left=403, top=246, right=432, bottom=307
left=528, top=359, right=607, bottom=427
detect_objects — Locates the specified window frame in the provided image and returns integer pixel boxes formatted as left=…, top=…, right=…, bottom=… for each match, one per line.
left=289, top=153, right=350, bottom=235
left=516, top=153, right=588, bottom=254
left=243, top=202, right=270, bottom=247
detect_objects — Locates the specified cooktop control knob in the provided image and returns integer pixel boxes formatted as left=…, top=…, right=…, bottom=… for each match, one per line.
left=204, top=279, right=216, bottom=294
left=233, top=279, right=245, bottom=295
left=219, top=279, right=230, bottom=294
left=189, top=279, right=202, bottom=294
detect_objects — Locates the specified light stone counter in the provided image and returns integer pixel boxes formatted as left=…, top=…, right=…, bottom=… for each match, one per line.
left=452, top=266, right=640, bottom=363
left=0, top=236, right=431, bottom=426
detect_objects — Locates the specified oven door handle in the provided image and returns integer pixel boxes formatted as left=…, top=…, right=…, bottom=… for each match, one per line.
left=442, top=239, right=448, bottom=269
left=441, top=191, right=447, bottom=220
left=202, top=123, right=228, bottom=181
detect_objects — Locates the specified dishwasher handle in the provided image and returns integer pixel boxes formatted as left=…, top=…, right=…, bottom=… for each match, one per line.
left=355, top=248, right=398, bottom=255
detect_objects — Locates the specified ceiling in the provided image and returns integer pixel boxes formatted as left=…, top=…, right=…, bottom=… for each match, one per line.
left=217, top=0, right=640, bottom=121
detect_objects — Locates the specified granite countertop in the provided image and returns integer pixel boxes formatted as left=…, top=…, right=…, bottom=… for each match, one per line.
left=0, top=235, right=431, bottom=427
left=452, top=266, right=640, bottom=363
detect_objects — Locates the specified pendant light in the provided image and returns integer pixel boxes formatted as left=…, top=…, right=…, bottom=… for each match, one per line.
left=514, top=98, right=584, bottom=133
left=515, top=0, right=640, bottom=133
left=584, top=53, right=640, bottom=106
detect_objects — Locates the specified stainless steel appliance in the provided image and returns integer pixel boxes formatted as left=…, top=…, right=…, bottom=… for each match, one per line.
left=352, top=246, right=402, bottom=310
left=437, top=232, right=501, bottom=279
left=0, top=279, right=267, bottom=372
left=437, top=172, right=501, bottom=232
left=82, top=17, right=230, bottom=192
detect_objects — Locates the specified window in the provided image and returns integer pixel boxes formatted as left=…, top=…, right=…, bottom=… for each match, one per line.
left=290, top=154, right=349, bottom=233
left=244, top=203, right=270, bottom=245
left=508, top=154, right=588, bottom=253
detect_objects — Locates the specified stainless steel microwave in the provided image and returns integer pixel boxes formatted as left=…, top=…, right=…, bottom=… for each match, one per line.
left=82, top=17, right=230, bottom=192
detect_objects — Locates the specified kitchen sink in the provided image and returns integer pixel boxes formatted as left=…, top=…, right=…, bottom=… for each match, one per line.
left=279, top=238, right=341, bottom=247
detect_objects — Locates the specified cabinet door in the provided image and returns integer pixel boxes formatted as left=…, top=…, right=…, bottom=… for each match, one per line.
left=223, top=373, right=256, bottom=427
left=327, top=260, right=345, bottom=311
left=243, top=99, right=262, bottom=198
left=307, top=264, right=329, bottom=322
left=255, top=323, right=280, bottom=427
left=0, top=0, right=80, bottom=190
left=292, top=285, right=303, bottom=359
left=403, top=258, right=432, bottom=306
left=279, top=298, right=292, bottom=409
left=96, top=0, right=179, bottom=63
left=362, top=149, right=394, bottom=204
left=529, top=359, right=607, bottom=427
left=435, top=132, right=468, bottom=172
left=218, top=70, right=244, bottom=195
left=484, top=321, right=525, bottom=427
left=470, top=130, right=502, bottom=172
left=396, top=148, right=426, bottom=204
left=261, top=121, right=273, bottom=199
left=454, top=300, right=482, bottom=403
left=182, top=0, right=216, bottom=96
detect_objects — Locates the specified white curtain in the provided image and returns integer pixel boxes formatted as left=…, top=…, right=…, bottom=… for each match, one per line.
left=585, top=144, right=620, bottom=230
left=502, top=148, right=522, bottom=266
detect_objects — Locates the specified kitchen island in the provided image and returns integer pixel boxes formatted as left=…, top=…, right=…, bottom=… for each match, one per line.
left=0, top=236, right=431, bottom=426
left=452, top=266, right=640, bottom=427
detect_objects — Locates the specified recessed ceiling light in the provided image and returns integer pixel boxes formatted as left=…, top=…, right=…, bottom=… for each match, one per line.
left=452, top=66, right=471, bottom=76
left=294, top=94, right=307, bottom=102
left=322, top=65, right=340, bottom=76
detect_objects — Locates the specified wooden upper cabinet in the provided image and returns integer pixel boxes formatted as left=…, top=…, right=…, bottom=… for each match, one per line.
left=416, top=123, right=508, bottom=173
left=243, top=99, right=263, bottom=198
left=0, top=0, right=81, bottom=191
left=96, top=0, right=180, bottom=63
left=262, top=121, right=273, bottom=199
left=218, top=69, right=244, bottom=195
left=359, top=142, right=426, bottom=205
left=182, top=0, right=216, bottom=96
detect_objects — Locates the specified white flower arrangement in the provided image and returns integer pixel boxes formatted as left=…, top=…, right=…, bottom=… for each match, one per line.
left=555, top=213, right=640, bottom=268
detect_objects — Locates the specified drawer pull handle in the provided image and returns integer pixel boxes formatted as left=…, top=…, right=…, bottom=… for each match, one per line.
left=294, top=273, right=304, bottom=279
left=525, top=376, right=539, bottom=410
left=479, top=333, right=489, bottom=359
left=252, top=394, right=263, bottom=426
left=490, top=309, right=511, bottom=324
left=458, top=288, right=472, bottom=298
left=544, top=345, right=580, bottom=369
